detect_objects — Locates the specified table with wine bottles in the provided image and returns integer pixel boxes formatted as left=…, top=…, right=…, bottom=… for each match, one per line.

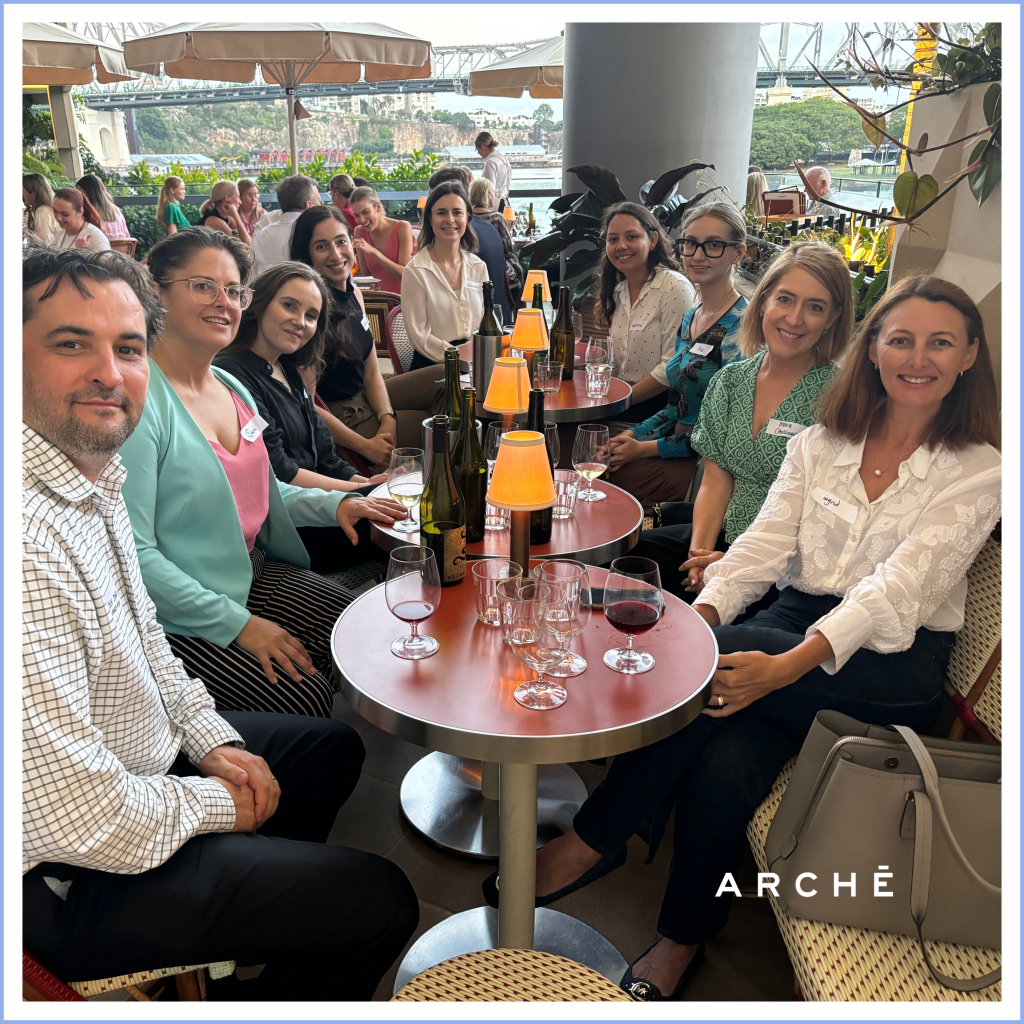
left=330, top=564, right=716, bottom=990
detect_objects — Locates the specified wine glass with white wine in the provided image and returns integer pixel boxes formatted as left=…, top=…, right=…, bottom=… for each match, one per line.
left=387, top=447, right=424, bottom=532
left=572, top=424, right=610, bottom=502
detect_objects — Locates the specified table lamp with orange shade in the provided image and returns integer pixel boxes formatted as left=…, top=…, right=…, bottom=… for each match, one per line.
left=502, top=204, right=515, bottom=225
left=417, top=195, right=427, bottom=210
left=509, top=308, right=549, bottom=379
left=483, top=356, right=531, bottom=429
left=522, top=269, right=552, bottom=304
left=487, top=430, right=556, bottom=577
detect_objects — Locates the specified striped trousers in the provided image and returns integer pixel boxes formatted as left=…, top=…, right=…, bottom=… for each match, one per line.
left=166, top=547, right=355, bottom=718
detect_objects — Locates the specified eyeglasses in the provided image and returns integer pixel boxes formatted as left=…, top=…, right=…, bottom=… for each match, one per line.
left=169, top=277, right=252, bottom=310
left=680, top=239, right=740, bottom=259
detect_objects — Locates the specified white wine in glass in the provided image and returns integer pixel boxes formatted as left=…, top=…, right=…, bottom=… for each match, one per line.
left=572, top=424, right=610, bottom=502
left=388, top=447, right=425, bottom=533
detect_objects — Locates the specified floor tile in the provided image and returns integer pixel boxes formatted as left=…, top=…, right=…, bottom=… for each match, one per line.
left=373, top=900, right=451, bottom=1001
left=386, top=831, right=495, bottom=916
left=360, top=727, right=431, bottom=786
left=327, top=774, right=407, bottom=856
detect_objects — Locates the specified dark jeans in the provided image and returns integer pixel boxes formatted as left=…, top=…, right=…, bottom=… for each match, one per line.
left=297, top=516, right=379, bottom=575
left=409, top=349, right=439, bottom=373
left=572, top=589, right=953, bottom=946
left=631, top=511, right=727, bottom=599
left=24, top=713, right=419, bottom=1000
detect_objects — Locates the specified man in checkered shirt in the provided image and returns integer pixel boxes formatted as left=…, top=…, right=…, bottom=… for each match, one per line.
left=22, top=248, right=417, bottom=1000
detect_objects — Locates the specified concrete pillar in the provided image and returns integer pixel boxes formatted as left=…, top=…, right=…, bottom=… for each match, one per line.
left=562, top=23, right=761, bottom=210
left=49, top=85, right=83, bottom=179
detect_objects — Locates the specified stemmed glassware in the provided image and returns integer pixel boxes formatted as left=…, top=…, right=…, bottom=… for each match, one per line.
left=385, top=546, right=441, bottom=659
left=603, top=557, right=664, bottom=674
left=387, top=447, right=424, bottom=532
left=572, top=424, right=610, bottom=502
left=537, top=559, right=592, bottom=676
left=572, top=312, right=583, bottom=346
left=543, top=422, right=560, bottom=467
left=484, top=422, right=513, bottom=530
left=584, top=339, right=609, bottom=367
left=507, top=581, right=571, bottom=709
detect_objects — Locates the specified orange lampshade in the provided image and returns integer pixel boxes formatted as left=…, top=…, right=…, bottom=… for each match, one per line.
left=502, top=205, right=515, bottom=223
left=417, top=195, right=427, bottom=209
left=487, top=431, right=556, bottom=512
left=510, top=308, right=549, bottom=352
left=483, top=357, right=531, bottom=414
left=522, top=269, right=552, bottom=303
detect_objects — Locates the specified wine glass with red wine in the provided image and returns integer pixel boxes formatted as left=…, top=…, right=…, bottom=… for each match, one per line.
left=386, top=546, right=441, bottom=660
left=603, top=556, right=664, bottom=674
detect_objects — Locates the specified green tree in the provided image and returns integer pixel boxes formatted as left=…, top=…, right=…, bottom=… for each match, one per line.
left=534, top=103, right=554, bottom=122
left=749, top=121, right=815, bottom=169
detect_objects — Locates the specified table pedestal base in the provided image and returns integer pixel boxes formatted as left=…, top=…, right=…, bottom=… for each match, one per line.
left=400, top=753, right=588, bottom=860
left=393, top=907, right=628, bottom=994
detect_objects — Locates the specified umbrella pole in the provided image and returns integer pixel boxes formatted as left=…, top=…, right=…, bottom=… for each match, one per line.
left=287, top=87, right=298, bottom=173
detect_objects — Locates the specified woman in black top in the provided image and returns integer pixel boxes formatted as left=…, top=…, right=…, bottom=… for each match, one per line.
left=289, top=206, right=444, bottom=461
left=196, top=181, right=251, bottom=243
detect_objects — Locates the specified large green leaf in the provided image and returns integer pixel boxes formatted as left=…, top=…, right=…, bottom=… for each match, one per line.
left=967, top=140, right=1001, bottom=206
left=518, top=231, right=568, bottom=270
left=569, top=191, right=608, bottom=221
left=861, top=113, right=887, bottom=148
left=573, top=270, right=602, bottom=303
left=983, top=83, right=1001, bottom=125
left=564, top=247, right=602, bottom=277
left=566, top=164, right=627, bottom=206
left=548, top=192, right=583, bottom=214
left=552, top=211, right=602, bottom=233
left=644, top=162, right=716, bottom=207
left=892, top=170, right=939, bottom=219
left=657, top=187, right=726, bottom=230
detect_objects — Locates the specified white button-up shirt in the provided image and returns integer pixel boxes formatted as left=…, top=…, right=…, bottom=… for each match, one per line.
left=608, top=265, right=695, bottom=386
left=483, top=150, right=512, bottom=199
left=250, top=210, right=303, bottom=278
left=698, top=424, right=1001, bottom=674
left=401, top=246, right=487, bottom=363
left=23, top=427, right=241, bottom=875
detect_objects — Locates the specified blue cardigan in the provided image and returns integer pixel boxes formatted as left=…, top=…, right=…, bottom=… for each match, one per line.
left=119, top=360, right=346, bottom=647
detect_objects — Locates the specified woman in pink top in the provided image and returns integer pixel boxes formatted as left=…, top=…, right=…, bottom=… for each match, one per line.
left=238, top=178, right=267, bottom=238
left=349, top=186, right=413, bottom=294
left=76, top=174, right=131, bottom=239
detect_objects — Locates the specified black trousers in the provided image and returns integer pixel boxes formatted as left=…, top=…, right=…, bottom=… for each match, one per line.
left=297, top=515, right=380, bottom=575
left=23, top=712, right=419, bottom=1001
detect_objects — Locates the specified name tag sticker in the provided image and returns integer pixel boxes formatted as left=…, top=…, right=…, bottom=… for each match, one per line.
left=465, top=280, right=482, bottom=292
left=689, top=342, right=714, bottom=357
left=811, top=487, right=858, bottom=525
left=630, top=318, right=649, bottom=331
left=766, top=418, right=808, bottom=439
left=240, top=413, right=269, bottom=443
left=360, top=315, right=371, bottom=332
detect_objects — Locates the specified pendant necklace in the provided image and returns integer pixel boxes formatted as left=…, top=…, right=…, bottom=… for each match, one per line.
left=874, top=444, right=920, bottom=477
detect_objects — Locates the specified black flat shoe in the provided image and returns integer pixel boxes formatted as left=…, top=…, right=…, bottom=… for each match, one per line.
left=620, top=940, right=705, bottom=1001
left=481, top=845, right=627, bottom=909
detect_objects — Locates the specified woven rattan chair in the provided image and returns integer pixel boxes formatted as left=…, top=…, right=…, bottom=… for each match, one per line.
left=109, top=238, right=138, bottom=258
left=385, top=306, right=416, bottom=375
left=391, top=949, right=633, bottom=1002
left=746, top=532, right=1002, bottom=1001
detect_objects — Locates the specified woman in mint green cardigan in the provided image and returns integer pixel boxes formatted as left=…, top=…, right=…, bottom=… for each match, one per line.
left=119, top=228, right=405, bottom=716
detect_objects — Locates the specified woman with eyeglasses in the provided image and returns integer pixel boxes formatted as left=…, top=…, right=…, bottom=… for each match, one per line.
left=607, top=203, right=749, bottom=506
left=118, top=228, right=406, bottom=717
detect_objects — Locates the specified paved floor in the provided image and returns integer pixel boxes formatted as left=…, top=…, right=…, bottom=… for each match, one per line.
left=328, top=693, right=795, bottom=1002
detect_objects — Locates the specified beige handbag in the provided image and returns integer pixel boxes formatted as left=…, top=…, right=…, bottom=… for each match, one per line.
left=765, top=711, right=1001, bottom=991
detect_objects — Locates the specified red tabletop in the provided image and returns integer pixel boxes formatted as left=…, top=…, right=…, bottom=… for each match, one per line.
left=332, top=566, right=717, bottom=764
left=370, top=480, right=643, bottom=566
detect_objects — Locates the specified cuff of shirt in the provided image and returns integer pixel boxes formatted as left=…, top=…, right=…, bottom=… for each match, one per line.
left=694, top=576, right=744, bottom=626
left=656, top=435, right=691, bottom=459
left=807, top=600, right=874, bottom=675
left=184, top=776, right=238, bottom=834
left=179, top=709, right=246, bottom=765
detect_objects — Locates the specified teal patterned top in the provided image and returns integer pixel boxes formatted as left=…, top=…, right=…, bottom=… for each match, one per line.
left=690, top=351, right=838, bottom=543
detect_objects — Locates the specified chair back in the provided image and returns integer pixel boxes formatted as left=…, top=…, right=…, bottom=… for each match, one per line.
left=578, top=295, right=609, bottom=344
left=109, top=238, right=138, bottom=258
left=385, top=306, right=416, bottom=374
left=361, top=290, right=401, bottom=354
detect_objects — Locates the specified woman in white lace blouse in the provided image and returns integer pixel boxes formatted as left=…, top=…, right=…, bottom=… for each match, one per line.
left=483, top=275, right=1001, bottom=1001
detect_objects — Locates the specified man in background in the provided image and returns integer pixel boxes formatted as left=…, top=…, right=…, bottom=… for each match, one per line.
left=249, top=175, right=320, bottom=277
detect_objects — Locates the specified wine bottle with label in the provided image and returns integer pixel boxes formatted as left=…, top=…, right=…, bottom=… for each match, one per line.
left=531, top=282, right=548, bottom=334
left=453, top=387, right=488, bottom=543
left=526, top=389, right=553, bottom=545
left=527, top=202, right=537, bottom=235
left=443, top=346, right=462, bottom=437
left=550, top=285, right=575, bottom=381
left=420, top=415, right=467, bottom=587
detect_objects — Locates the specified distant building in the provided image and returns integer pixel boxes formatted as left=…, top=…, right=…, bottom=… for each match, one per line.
left=404, top=92, right=437, bottom=116
left=306, top=95, right=361, bottom=115
left=79, top=107, right=131, bottom=167
left=248, top=146, right=349, bottom=165
left=464, top=107, right=500, bottom=127
left=441, top=144, right=547, bottom=165
left=130, top=153, right=215, bottom=173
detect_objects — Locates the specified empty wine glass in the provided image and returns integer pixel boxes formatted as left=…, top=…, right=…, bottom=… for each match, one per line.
left=537, top=559, right=592, bottom=676
left=572, top=424, right=610, bottom=502
left=507, top=581, right=570, bottom=710
left=572, top=311, right=583, bottom=345
left=387, top=447, right=424, bottom=532
left=584, top=339, right=609, bottom=366
left=386, top=546, right=441, bottom=659
left=544, top=422, right=560, bottom=467
left=603, top=557, right=665, bottom=674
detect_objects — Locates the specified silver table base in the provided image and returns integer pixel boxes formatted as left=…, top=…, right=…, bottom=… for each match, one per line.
left=400, top=753, right=588, bottom=860
left=393, top=907, right=628, bottom=994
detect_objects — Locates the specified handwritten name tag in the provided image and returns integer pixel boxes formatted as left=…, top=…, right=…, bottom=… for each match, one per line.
left=360, top=315, right=371, bottom=333
left=810, top=487, right=858, bottom=525
left=766, top=418, right=808, bottom=439
left=689, top=342, right=714, bottom=357
left=240, top=413, right=269, bottom=443
left=465, top=280, right=482, bottom=292
left=630, top=317, right=650, bottom=331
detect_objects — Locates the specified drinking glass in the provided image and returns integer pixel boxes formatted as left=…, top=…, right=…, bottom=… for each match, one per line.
left=535, top=360, right=563, bottom=393
left=585, top=361, right=613, bottom=399
left=472, top=559, right=523, bottom=626
left=538, top=559, right=592, bottom=676
left=386, top=546, right=441, bottom=659
left=496, top=577, right=525, bottom=643
left=603, top=557, right=665, bottom=674
left=387, top=447, right=424, bottom=532
left=572, top=424, right=610, bottom=502
left=552, top=469, right=580, bottom=519
left=572, top=311, right=583, bottom=345
left=493, top=303, right=504, bottom=329
left=507, top=582, right=570, bottom=710
left=484, top=422, right=513, bottom=530
left=584, top=339, right=609, bottom=366
left=544, top=422, right=560, bottom=467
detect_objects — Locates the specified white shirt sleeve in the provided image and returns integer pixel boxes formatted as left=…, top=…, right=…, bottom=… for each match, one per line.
left=651, top=273, right=696, bottom=386
left=401, top=262, right=450, bottom=364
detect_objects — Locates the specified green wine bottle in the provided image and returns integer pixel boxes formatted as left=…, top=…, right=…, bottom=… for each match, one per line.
left=550, top=285, right=575, bottom=381
left=443, top=346, right=462, bottom=437
left=420, top=415, right=467, bottom=587
left=453, top=387, right=487, bottom=543
left=531, top=282, right=548, bottom=334
left=478, top=281, right=502, bottom=337
left=526, top=389, right=553, bottom=545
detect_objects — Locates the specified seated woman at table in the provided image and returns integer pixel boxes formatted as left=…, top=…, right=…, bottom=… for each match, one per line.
left=197, top=180, right=252, bottom=244
left=23, top=173, right=58, bottom=246
left=289, top=206, right=444, bottom=459
left=596, top=202, right=695, bottom=423
left=606, top=203, right=749, bottom=506
left=157, top=175, right=191, bottom=236
left=51, top=188, right=111, bottom=251
left=630, top=242, right=852, bottom=599
left=401, top=181, right=487, bottom=370
left=237, top=177, right=267, bottom=238
left=76, top=173, right=130, bottom=239
left=486, top=274, right=1002, bottom=1000
left=119, top=228, right=406, bottom=718
left=349, top=185, right=414, bottom=295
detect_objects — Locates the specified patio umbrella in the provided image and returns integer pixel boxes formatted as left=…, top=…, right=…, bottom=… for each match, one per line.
left=468, top=37, right=562, bottom=98
left=23, top=22, right=138, bottom=85
left=124, top=23, right=433, bottom=171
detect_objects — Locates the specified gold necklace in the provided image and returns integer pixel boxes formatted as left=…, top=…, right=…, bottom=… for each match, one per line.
left=436, top=254, right=462, bottom=289
left=692, top=289, right=738, bottom=339
left=873, top=443, right=921, bottom=477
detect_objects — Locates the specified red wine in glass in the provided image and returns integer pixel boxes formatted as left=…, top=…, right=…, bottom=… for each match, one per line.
left=604, top=600, right=660, bottom=636
left=603, top=556, right=664, bottom=674
left=390, top=601, right=436, bottom=623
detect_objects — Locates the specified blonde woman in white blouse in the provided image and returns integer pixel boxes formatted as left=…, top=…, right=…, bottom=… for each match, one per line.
left=597, top=202, right=695, bottom=422
left=491, top=275, right=1000, bottom=1002
left=401, top=182, right=487, bottom=370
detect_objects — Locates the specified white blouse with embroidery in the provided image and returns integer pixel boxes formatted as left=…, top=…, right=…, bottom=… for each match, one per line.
left=697, top=424, right=1001, bottom=674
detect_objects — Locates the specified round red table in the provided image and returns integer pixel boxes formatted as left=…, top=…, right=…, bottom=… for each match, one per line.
left=331, top=566, right=716, bottom=988
left=369, top=479, right=643, bottom=565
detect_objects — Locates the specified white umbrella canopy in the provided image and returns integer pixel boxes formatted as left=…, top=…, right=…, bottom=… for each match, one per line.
left=23, top=22, right=138, bottom=85
left=469, top=37, right=562, bottom=98
left=123, top=23, right=434, bottom=169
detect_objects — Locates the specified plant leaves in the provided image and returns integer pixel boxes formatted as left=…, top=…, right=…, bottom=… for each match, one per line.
left=644, top=162, right=716, bottom=208
left=983, top=83, right=1001, bottom=125
left=892, top=170, right=939, bottom=219
left=663, top=187, right=728, bottom=229
left=572, top=270, right=601, bottom=303
left=566, top=164, right=627, bottom=206
left=638, top=179, right=656, bottom=205
left=915, top=132, right=928, bottom=153
left=548, top=192, right=583, bottom=214
left=862, top=113, right=887, bottom=148
left=564, top=247, right=602, bottom=277
left=552, top=211, right=602, bottom=233
left=517, top=231, right=568, bottom=270
left=967, top=141, right=1001, bottom=206
left=569, top=191, right=608, bottom=220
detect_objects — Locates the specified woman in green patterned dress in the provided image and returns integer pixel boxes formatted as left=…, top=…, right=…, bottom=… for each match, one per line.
left=632, top=242, right=854, bottom=598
